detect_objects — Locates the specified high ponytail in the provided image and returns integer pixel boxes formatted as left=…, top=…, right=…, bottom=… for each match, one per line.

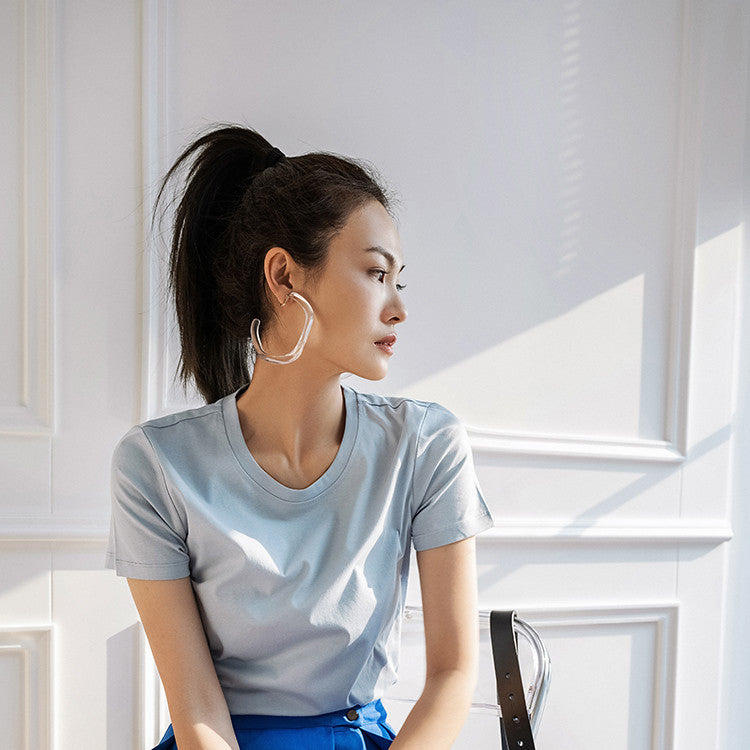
left=153, top=123, right=393, bottom=404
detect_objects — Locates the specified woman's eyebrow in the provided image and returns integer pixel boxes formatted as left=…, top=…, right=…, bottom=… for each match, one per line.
left=363, top=246, right=406, bottom=273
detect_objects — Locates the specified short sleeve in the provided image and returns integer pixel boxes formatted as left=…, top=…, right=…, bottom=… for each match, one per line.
left=410, top=402, right=494, bottom=551
left=104, top=425, right=191, bottom=579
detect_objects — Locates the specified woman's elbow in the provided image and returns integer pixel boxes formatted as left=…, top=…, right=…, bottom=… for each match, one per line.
left=425, top=663, right=478, bottom=707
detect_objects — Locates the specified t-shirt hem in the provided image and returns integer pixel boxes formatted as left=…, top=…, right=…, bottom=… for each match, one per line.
left=104, top=552, right=190, bottom=580
left=411, top=512, right=494, bottom=551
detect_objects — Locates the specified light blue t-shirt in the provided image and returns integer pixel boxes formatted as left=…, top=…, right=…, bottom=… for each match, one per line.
left=105, top=383, right=494, bottom=715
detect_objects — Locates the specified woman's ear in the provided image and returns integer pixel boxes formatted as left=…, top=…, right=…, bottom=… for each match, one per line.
left=263, top=246, right=298, bottom=304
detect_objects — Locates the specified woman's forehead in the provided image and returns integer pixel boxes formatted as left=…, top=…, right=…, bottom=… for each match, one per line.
left=333, top=202, right=404, bottom=266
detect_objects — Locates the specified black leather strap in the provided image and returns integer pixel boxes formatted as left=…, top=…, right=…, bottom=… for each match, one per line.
left=490, top=610, right=536, bottom=750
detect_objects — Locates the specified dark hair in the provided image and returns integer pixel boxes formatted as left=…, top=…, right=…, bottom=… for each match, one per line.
left=154, top=124, right=395, bottom=404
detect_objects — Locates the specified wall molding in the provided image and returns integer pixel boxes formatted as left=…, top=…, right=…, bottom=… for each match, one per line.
left=137, top=1, right=701, bottom=462
left=516, top=602, right=678, bottom=750
left=0, top=625, right=53, bottom=750
left=466, top=428, right=685, bottom=463
left=140, top=0, right=171, bottom=422
left=138, top=623, right=169, bottom=749
left=0, top=516, right=731, bottom=546
left=389, top=602, right=677, bottom=750
left=0, top=0, right=54, bottom=436
left=477, top=522, right=732, bottom=545
left=141, top=0, right=206, bottom=420
left=459, top=0, right=698, bottom=463
left=0, top=516, right=110, bottom=541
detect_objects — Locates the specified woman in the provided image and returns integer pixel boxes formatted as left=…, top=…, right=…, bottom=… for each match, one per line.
left=105, top=124, right=494, bottom=750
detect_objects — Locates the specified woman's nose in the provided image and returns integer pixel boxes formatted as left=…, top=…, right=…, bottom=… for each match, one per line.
left=391, top=296, right=407, bottom=324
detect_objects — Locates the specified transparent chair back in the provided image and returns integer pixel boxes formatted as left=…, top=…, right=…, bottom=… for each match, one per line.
left=381, top=605, right=551, bottom=748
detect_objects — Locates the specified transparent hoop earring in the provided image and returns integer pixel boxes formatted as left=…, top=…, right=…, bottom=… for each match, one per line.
left=250, top=291, right=314, bottom=365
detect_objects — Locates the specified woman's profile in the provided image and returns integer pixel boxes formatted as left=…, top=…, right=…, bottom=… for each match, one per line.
left=105, top=124, right=494, bottom=749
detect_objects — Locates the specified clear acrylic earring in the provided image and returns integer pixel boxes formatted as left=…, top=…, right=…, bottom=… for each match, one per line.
left=250, top=291, right=314, bottom=364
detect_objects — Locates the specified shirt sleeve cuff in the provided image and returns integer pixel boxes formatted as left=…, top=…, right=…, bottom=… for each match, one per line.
left=411, top=512, right=494, bottom=551
left=104, top=552, right=190, bottom=580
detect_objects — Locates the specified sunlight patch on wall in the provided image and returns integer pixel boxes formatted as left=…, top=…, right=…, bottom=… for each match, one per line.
left=400, top=274, right=645, bottom=438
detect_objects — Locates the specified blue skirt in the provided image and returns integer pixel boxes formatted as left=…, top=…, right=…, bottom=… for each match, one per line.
left=152, top=698, right=396, bottom=749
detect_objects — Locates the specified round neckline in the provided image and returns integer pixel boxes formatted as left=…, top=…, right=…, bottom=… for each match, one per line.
left=222, top=383, right=359, bottom=502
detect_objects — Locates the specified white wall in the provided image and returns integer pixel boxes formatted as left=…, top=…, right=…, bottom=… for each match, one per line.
left=720, top=4, right=750, bottom=744
left=1, top=1, right=747, bottom=748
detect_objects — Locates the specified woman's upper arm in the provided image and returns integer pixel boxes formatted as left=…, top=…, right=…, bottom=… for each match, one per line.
left=126, top=576, right=239, bottom=749
left=416, top=536, right=479, bottom=678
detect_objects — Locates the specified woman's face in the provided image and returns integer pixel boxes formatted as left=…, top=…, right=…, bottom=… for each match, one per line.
left=299, top=200, right=408, bottom=380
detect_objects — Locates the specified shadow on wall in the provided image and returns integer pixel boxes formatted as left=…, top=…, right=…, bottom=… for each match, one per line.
left=106, top=623, right=143, bottom=750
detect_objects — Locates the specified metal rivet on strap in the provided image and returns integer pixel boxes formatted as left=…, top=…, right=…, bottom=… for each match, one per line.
left=346, top=708, right=359, bottom=721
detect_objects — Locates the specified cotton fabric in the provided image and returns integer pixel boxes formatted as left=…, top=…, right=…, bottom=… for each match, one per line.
left=105, top=383, right=493, bottom=715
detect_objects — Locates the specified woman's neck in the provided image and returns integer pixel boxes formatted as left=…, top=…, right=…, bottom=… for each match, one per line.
left=235, top=363, right=346, bottom=475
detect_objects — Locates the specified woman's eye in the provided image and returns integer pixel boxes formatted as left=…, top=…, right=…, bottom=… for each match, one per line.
left=371, top=269, right=406, bottom=291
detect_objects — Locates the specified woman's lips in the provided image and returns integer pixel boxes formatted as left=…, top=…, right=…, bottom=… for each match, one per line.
left=374, top=334, right=396, bottom=355
left=375, top=334, right=397, bottom=345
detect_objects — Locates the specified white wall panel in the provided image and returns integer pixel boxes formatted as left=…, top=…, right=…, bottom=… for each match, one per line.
left=0, top=437, right=52, bottom=517
left=0, top=0, right=24, bottom=409
left=474, top=542, right=679, bottom=611
left=0, top=0, right=53, bottom=432
left=680, top=226, right=740, bottom=521
left=51, top=0, right=142, bottom=520
left=529, top=605, right=677, bottom=750
left=0, top=547, right=51, bottom=625
left=0, top=626, right=52, bottom=750
left=0, top=0, right=54, bottom=525
left=721, top=7, right=750, bottom=743
left=53, top=550, right=140, bottom=750
left=473, top=453, right=685, bottom=528
left=674, top=544, right=728, bottom=748
left=382, top=604, right=677, bottom=750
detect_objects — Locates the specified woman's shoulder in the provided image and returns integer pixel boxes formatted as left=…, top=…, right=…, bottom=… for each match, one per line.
left=346, top=385, right=462, bottom=435
left=113, top=394, right=229, bottom=458
left=139, top=398, right=224, bottom=431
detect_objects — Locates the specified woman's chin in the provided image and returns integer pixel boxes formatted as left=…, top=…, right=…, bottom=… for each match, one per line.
left=343, top=362, right=389, bottom=382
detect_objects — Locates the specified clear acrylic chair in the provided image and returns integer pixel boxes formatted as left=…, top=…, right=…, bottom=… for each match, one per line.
left=381, top=605, right=551, bottom=748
